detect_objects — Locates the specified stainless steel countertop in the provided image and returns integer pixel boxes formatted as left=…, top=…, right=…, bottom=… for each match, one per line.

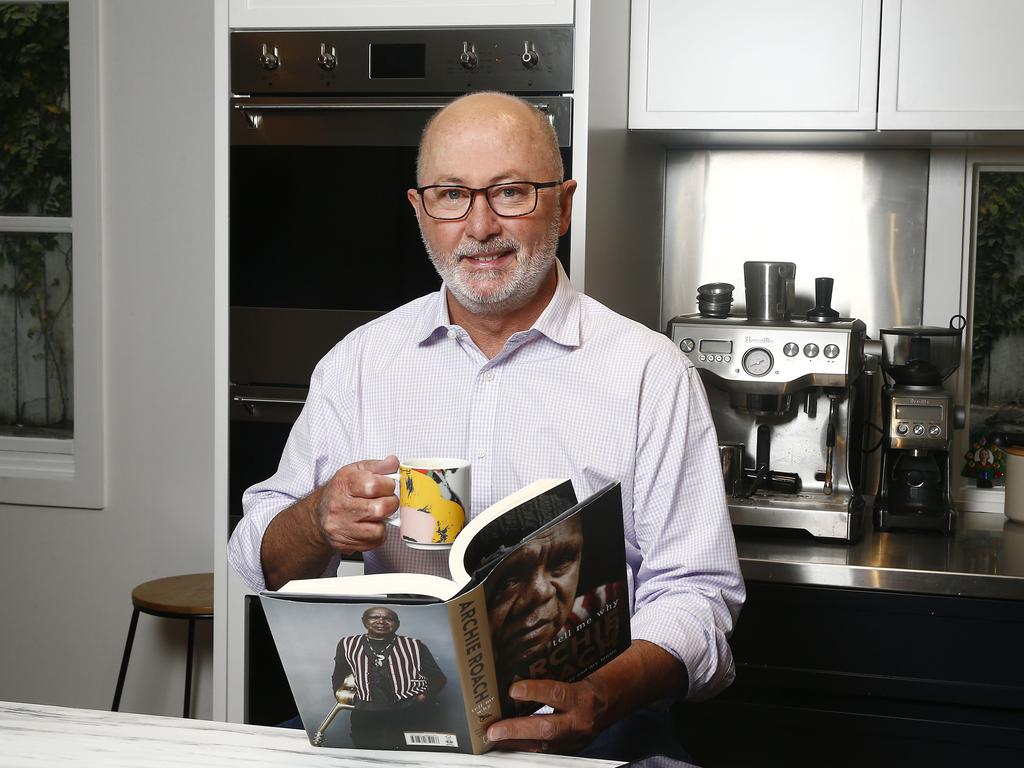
left=735, top=512, right=1024, bottom=600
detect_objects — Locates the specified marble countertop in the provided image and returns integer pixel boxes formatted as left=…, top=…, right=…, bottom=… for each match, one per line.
left=0, top=702, right=621, bottom=768
left=736, top=511, right=1024, bottom=599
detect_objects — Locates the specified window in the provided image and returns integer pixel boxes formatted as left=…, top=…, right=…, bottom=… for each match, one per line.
left=961, top=159, right=1024, bottom=507
left=0, top=1, right=101, bottom=508
left=925, top=149, right=1024, bottom=513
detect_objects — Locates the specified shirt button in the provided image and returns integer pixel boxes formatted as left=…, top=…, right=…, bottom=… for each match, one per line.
left=476, top=450, right=486, bottom=459
left=447, top=329, right=457, bottom=339
left=482, top=371, right=494, bottom=381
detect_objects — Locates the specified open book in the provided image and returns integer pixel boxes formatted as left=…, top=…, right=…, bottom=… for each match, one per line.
left=260, top=479, right=630, bottom=754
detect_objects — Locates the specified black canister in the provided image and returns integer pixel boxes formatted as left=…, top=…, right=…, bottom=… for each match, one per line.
left=697, top=282, right=734, bottom=318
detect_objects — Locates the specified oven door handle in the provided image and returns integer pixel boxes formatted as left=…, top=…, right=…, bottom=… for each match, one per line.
left=232, top=102, right=552, bottom=112
left=233, top=395, right=306, bottom=406
left=232, top=394, right=307, bottom=418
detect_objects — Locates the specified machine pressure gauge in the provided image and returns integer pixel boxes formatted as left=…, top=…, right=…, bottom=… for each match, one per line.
left=742, top=347, right=774, bottom=377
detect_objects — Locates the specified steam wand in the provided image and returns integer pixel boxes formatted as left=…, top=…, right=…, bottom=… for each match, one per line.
left=823, top=393, right=838, bottom=495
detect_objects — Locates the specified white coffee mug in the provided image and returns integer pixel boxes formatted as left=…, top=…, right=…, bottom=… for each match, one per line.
left=1003, top=446, right=1024, bottom=523
left=386, top=457, right=471, bottom=549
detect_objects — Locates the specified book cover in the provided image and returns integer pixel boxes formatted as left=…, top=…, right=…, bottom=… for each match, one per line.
left=260, top=480, right=630, bottom=754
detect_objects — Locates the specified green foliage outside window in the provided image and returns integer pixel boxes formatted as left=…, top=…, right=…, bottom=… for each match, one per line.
left=971, top=172, right=1024, bottom=407
left=0, top=2, right=72, bottom=433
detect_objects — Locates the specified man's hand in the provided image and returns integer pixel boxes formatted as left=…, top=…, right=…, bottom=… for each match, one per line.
left=311, top=455, right=400, bottom=554
left=262, top=455, right=400, bottom=590
left=485, top=640, right=688, bottom=756
left=485, top=677, right=611, bottom=754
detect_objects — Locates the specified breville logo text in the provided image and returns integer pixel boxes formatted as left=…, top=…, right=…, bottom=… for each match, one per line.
left=744, top=335, right=774, bottom=344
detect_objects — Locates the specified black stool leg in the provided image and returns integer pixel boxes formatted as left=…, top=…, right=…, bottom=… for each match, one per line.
left=112, top=607, right=140, bottom=711
left=183, top=617, right=196, bottom=718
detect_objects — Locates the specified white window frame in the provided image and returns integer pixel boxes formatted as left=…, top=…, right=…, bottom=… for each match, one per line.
left=925, top=147, right=1024, bottom=515
left=0, top=0, right=103, bottom=508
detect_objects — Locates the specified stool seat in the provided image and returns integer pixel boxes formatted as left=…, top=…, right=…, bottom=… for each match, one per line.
left=132, top=573, right=213, bottom=617
left=113, top=572, right=214, bottom=718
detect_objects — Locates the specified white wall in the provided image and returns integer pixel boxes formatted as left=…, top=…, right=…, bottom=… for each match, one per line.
left=0, top=0, right=216, bottom=718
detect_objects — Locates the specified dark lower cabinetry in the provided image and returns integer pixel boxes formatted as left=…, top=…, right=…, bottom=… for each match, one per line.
left=674, top=582, right=1024, bottom=768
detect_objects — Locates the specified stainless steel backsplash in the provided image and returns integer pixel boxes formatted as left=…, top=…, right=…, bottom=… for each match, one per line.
left=660, top=149, right=930, bottom=339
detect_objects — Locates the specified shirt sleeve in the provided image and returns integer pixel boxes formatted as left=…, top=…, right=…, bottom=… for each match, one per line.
left=227, top=348, right=353, bottom=593
left=629, top=356, right=745, bottom=701
left=417, top=642, right=447, bottom=696
left=332, top=637, right=354, bottom=692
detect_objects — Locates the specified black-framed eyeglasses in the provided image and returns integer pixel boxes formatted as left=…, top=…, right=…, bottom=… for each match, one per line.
left=416, top=180, right=562, bottom=220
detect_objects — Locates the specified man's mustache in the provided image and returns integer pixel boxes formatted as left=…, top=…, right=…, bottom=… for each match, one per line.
left=453, top=238, right=520, bottom=260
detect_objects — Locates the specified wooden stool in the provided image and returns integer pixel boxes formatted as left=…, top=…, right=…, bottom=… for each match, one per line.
left=111, top=573, right=213, bottom=718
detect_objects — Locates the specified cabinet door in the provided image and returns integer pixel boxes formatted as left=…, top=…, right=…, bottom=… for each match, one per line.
left=878, top=0, right=1024, bottom=130
left=229, top=0, right=573, bottom=28
left=629, top=0, right=881, bottom=130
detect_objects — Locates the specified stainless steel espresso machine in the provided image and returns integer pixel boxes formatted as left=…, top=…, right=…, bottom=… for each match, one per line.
left=668, top=261, right=873, bottom=541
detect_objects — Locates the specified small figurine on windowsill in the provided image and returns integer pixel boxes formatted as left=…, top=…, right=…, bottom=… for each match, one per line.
left=962, top=434, right=1005, bottom=488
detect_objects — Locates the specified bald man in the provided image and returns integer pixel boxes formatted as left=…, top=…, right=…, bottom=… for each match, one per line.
left=229, top=92, right=744, bottom=760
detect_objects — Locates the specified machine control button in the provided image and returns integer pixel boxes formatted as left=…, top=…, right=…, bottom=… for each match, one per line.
left=783, top=342, right=799, bottom=357
left=913, top=423, right=926, bottom=436
left=679, top=337, right=695, bottom=353
left=803, top=343, right=820, bottom=358
left=896, top=423, right=909, bottom=435
left=698, top=354, right=707, bottom=362
left=742, top=347, right=774, bottom=377
left=824, top=344, right=840, bottom=359
left=929, top=424, right=942, bottom=437
left=724, top=355, right=731, bottom=363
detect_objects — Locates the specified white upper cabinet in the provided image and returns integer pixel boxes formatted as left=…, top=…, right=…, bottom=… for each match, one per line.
left=878, top=0, right=1024, bottom=130
left=229, top=0, right=573, bottom=28
left=630, top=0, right=881, bottom=130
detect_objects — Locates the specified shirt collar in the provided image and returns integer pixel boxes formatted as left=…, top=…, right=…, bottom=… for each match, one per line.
left=414, top=260, right=581, bottom=348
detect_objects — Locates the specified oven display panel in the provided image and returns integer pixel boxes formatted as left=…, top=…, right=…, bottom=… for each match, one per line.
left=370, top=44, right=426, bottom=79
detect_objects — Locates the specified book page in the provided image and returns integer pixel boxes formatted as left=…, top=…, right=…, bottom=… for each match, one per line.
left=276, top=573, right=460, bottom=602
left=448, top=478, right=576, bottom=586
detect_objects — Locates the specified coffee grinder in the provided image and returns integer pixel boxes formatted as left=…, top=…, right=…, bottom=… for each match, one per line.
left=874, top=321, right=966, bottom=533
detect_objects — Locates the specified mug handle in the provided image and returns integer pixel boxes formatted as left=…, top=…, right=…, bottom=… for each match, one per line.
left=384, top=471, right=401, bottom=527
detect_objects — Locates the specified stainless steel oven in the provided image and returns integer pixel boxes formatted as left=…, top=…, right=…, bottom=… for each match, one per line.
left=229, top=26, right=574, bottom=533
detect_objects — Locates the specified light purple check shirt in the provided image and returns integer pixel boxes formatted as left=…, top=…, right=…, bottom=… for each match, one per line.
left=228, top=263, right=744, bottom=700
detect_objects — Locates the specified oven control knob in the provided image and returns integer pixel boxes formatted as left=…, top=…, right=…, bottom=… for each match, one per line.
left=679, top=338, right=695, bottom=353
left=317, top=43, right=337, bottom=71
left=521, top=41, right=540, bottom=68
left=460, top=42, right=478, bottom=70
left=258, top=43, right=280, bottom=71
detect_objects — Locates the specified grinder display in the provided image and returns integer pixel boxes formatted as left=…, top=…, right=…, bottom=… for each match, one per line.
left=874, top=320, right=966, bottom=533
left=668, top=261, right=872, bottom=541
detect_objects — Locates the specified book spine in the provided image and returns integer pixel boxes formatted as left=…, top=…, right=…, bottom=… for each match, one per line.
left=447, top=586, right=501, bottom=754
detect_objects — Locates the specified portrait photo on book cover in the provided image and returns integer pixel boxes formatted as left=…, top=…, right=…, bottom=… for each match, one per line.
left=483, top=506, right=629, bottom=715
left=268, top=600, right=471, bottom=750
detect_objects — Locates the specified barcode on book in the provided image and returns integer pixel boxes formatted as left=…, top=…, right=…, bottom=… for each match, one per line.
left=404, top=732, right=459, bottom=748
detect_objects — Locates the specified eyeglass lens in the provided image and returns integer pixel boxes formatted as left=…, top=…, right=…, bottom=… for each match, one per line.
left=422, top=183, right=538, bottom=219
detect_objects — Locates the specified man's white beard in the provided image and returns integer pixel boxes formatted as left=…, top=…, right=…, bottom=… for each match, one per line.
left=422, top=216, right=562, bottom=317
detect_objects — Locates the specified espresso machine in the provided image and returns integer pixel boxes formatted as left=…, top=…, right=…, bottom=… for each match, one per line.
left=668, top=262, right=873, bottom=541
left=874, top=322, right=966, bottom=532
